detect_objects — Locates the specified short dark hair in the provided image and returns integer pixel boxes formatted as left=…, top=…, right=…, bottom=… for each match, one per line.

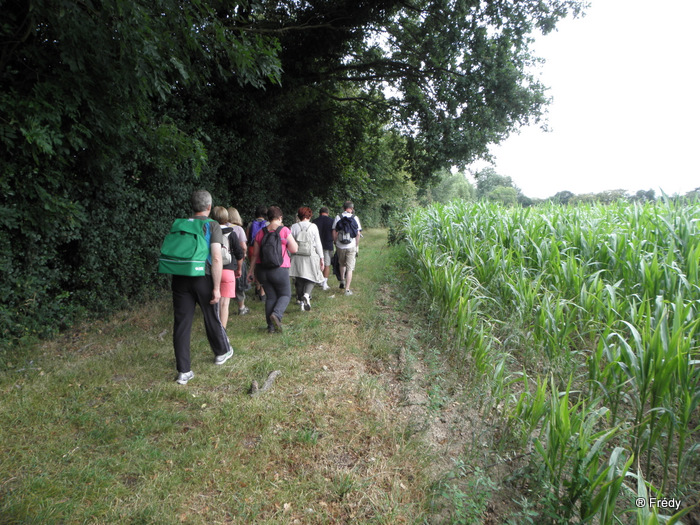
left=319, top=206, right=329, bottom=214
left=267, top=206, right=283, bottom=221
left=255, top=205, right=268, bottom=218
left=343, top=200, right=354, bottom=211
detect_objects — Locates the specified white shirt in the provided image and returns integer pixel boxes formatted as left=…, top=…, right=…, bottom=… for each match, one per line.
left=332, top=212, right=362, bottom=249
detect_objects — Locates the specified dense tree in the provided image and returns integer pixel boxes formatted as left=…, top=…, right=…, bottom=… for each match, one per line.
left=488, top=185, right=518, bottom=206
left=473, top=167, right=516, bottom=199
left=553, top=190, right=575, bottom=205
left=595, top=189, right=630, bottom=204
left=569, top=193, right=597, bottom=205
left=0, top=0, right=282, bottom=342
left=423, top=169, right=475, bottom=204
left=1, top=0, right=586, bottom=343
left=631, top=189, right=656, bottom=202
left=177, top=0, right=587, bottom=206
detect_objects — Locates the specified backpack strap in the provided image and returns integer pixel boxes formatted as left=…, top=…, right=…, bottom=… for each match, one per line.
left=204, top=218, right=219, bottom=264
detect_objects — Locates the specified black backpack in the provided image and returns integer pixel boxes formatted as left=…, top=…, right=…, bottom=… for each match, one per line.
left=259, top=226, right=284, bottom=268
left=336, top=214, right=358, bottom=245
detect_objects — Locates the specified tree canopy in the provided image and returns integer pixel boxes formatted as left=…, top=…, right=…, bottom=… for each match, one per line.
left=0, top=0, right=586, bottom=343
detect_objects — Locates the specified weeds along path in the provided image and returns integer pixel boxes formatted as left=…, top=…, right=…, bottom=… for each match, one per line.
left=0, top=228, right=467, bottom=524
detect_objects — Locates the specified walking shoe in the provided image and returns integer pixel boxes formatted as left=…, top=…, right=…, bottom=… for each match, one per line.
left=214, top=348, right=233, bottom=365
left=345, top=289, right=353, bottom=296
left=302, top=293, right=311, bottom=311
left=270, top=314, right=283, bottom=333
left=176, top=371, right=194, bottom=385
left=267, top=325, right=275, bottom=333
left=238, top=306, right=250, bottom=316
left=339, top=280, right=345, bottom=290
left=299, top=300, right=305, bottom=311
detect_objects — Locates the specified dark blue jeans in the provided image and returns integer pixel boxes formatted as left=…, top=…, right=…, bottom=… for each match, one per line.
left=256, top=266, right=291, bottom=328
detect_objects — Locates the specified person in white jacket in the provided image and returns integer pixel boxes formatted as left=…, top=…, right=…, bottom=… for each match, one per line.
left=289, top=206, right=324, bottom=311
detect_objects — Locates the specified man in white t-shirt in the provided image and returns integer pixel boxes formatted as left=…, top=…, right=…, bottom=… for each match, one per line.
left=332, top=201, right=362, bottom=296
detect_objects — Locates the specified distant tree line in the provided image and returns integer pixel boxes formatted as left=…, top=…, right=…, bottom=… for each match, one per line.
left=416, top=168, right=699, bottom=207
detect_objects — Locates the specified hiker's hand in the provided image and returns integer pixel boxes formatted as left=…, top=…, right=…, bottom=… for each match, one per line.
left=210, top=289, right=221, bottom=305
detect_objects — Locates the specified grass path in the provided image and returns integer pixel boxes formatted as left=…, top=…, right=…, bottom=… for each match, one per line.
left=0, top=229, right=455, bottom=524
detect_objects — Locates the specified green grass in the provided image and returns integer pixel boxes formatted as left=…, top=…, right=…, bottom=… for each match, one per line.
left=0, top=229, right=436, bottom=524
left=6, top=213, right=699, bottom=524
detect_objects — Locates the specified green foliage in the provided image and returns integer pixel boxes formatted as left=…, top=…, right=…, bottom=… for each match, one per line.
left=1, top=0, right=587, bottom=343
left=0, top=0, right=281, bottom=345
left=433, top=464, right=498, bottom=524
left=423, top=169, right=475, bottom=204
left=488, top=185, right=518, bottom=206
left=403, top=200, right=700, bottom=521
left=473, top=167, right=528, bottom=205
left=474, top=167, right=517, bottom=199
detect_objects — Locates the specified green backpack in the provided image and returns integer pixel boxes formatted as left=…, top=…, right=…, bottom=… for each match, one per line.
left=158, top=218, right=214, bottom=276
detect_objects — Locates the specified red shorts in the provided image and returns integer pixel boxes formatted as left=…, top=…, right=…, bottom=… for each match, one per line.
left=220, top=269, right=236, bottom=298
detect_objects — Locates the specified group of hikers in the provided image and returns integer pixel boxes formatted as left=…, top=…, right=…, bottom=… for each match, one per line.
left=159, top=189, right=362, bottom=385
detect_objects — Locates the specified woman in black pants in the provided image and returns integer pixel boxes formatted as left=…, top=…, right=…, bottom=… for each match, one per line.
left=247, top=206, right=298, bottom=332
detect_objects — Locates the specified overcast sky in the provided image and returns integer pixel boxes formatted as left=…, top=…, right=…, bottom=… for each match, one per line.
left=467, top=0, right=700, bottom=199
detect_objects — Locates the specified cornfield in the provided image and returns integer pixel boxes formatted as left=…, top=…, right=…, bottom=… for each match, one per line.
left=403, top=199, right=700, bottom=523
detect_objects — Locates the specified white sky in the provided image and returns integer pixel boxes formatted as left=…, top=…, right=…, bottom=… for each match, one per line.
left=467, top=0, right=700, bottom=199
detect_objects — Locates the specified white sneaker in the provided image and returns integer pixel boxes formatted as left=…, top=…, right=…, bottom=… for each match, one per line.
left=321, top=279, right=330, bottom=290
left=214, top=348, right=233, bottom=365
left=345, top=289, right=353, bottom=296
left=176, top=371, right=194, bottom=385
left=303, top=293, right=311, bottom=311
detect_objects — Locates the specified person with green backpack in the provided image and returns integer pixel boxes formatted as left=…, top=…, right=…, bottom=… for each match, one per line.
left=158, top=190, right=235, bottom=385
left=289, top=206, right=324, bottom=311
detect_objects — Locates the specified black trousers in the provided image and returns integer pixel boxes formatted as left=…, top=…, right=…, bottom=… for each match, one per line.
left=256, top=266, right=291, bottom=328
left=172, top=275, right=232, bottom=373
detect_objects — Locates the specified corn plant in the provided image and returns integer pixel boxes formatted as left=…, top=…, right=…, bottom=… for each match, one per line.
left=402, top=198, right=700, bottom=520
left=532, top=376, right=626, bottom=522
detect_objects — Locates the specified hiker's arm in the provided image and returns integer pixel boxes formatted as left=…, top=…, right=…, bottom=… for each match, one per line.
left=314, top=228, right=324, bottom=269
left=230, top=232, right=245, bottom=260
left=229, top=232, right=245, bottom=277
left=210, top=242, right=223, bottom=304
left=286, top=231, right=298, bottom=255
